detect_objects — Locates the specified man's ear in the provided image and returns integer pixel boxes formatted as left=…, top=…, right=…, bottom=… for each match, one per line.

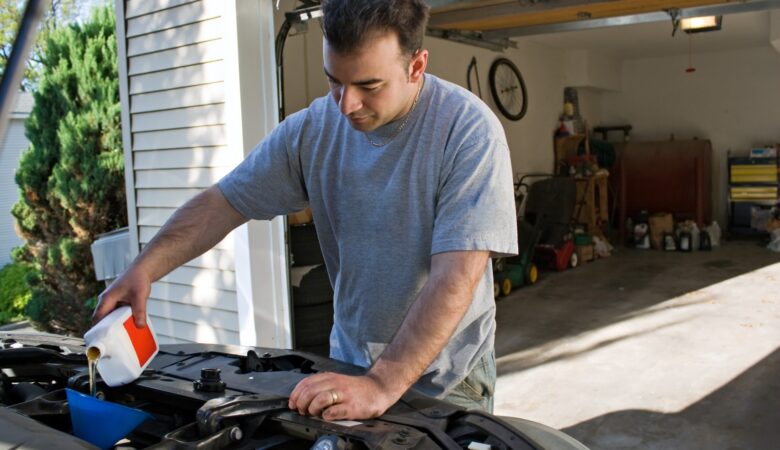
left=409, top=49, right=428, bottom=82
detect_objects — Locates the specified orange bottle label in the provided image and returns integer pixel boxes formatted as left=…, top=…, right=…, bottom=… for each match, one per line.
left=123, top=316, right=157, bottom=367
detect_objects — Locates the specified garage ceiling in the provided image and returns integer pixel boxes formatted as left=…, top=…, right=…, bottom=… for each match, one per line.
left=527, top=10, right=770, bottom=58
left=428, top=0, right=734, bottom=31
left=426, top=0, right=778, bottom=56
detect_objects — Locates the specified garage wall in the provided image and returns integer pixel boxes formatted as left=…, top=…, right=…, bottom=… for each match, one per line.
left=599, top=44, right=780, bottom=224
left=278, top=9, right=577, bottom=180
left=428, top=38, right=575, bottom=176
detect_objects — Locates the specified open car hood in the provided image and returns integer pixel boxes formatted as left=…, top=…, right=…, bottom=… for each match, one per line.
left=0, top=332, right=587, bottom=449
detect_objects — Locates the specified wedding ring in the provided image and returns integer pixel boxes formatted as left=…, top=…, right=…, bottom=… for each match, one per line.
left=330, top=390, right=339, bottom=405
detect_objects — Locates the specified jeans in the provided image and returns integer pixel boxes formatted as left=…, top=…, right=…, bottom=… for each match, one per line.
left=442, top=350, right=496, bottom=413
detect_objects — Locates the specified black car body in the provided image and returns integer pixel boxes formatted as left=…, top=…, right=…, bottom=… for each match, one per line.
left=0, top=332, right=588, bottom=449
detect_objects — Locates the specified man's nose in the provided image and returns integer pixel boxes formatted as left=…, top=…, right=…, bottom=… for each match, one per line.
left=338, top=86, right=362, bottom=116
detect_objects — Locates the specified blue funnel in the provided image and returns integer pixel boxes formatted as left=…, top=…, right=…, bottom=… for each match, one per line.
left=66, top=388, right=151, bottom=450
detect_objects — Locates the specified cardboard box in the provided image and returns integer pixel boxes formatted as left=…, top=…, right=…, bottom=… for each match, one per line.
left=648, top=213, right=674, bottom=250
left=576, top=244, right=594, bottom=263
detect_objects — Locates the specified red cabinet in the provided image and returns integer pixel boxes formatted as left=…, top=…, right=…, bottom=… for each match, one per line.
left=613, top=140, right=712, bottom=242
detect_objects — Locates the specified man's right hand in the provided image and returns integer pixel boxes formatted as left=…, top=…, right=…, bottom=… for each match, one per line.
left=92, top=265, right=152, bottom=328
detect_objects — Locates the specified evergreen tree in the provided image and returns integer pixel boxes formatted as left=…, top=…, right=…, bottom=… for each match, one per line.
left=0, top=0, right=80, bottom=90
left=12, top=5, right=125, bottom=334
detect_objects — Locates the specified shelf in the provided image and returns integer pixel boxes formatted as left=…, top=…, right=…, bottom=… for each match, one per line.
left=727, top=146, right=779, bottom=234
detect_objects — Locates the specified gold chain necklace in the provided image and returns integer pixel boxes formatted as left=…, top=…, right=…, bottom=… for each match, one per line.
left=364, top=80, right=423, bottom=147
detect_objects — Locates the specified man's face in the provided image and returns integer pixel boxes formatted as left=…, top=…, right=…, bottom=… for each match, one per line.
left=323, top=32, right=422, bottom=132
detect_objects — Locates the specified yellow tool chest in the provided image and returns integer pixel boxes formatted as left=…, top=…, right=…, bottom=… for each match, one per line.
left=727, top=150, right=779, bottom=232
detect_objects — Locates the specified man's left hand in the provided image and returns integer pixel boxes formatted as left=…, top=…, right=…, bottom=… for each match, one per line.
left=288, top=372, right=400, bottom=420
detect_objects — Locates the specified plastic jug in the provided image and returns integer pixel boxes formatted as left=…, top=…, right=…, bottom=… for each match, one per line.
left=699, top=230, right=712, bottom=251
left=84, top=306, right=159, bottom=387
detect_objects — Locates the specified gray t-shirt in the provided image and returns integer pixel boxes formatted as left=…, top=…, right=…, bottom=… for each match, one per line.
left=218, top=74, right=518, bottom=397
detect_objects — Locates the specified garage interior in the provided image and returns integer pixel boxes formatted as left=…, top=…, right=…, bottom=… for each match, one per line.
left=279, top=1, right=780, bottom=448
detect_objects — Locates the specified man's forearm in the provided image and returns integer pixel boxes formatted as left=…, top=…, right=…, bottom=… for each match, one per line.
left=368, top=251, right=490, bottom=397
left=132, top=185, right=248, bottom=282
left=286, top=251, right=491, bottom=420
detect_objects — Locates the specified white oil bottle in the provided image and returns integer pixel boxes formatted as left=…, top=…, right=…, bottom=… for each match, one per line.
left=83, top=306, right=159, bottom=387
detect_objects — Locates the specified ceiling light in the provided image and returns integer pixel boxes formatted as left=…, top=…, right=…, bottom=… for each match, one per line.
left=681, top=15, right=722, bottom=33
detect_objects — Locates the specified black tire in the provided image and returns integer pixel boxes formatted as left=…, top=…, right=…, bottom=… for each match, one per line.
left=292, top=265, right=333, bottom=307
left=293, top=302, right=333, bottom=348
left=289, top=224, right=325, bottom=266
left=488, top=57, right=528, bottom=121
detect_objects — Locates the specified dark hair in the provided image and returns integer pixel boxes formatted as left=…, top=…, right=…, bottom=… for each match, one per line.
left=321, top=0, right=430, bottom=59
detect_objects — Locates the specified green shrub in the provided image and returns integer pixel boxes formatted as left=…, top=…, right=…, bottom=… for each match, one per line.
left=24, top=289, right=52, bottom=329
left=12, top=6, right=125, bottom=335
left=0, top=263, right=35, bottom=325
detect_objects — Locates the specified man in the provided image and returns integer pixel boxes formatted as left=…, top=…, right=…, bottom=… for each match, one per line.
left=93, top=0, right=517, bottom=421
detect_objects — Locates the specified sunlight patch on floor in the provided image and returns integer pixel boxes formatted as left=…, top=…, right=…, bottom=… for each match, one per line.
left=494, top=261, right=780, bottom=429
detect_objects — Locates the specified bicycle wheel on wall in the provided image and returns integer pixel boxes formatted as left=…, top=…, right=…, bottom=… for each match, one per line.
left=488, top=57, right=528, bottom=121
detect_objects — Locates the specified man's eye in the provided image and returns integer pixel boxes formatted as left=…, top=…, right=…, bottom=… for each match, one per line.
left=363, top=85, right=380, bottom=91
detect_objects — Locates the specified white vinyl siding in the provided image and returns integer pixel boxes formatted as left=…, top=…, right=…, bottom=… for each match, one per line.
left=118, top=0, right=239, bottom=345
left=127, top=17, right=222, bottom=57
left=0, top=119, right=27, bottom=266
left=138, top=226, right=234, bottom=250
left=136, top=188, right=205, bottom=207
left=151, top=314, right=241, bottom=344
left=0, top=93, right=31, bottom=266
left=125, top=0, right=196, bottom=19
left=136, top=207, right=177, bottom=226
left=132, top=104, right=225, bottom=132
left=128, top=40, right=223, bottom=75
left=129, top=61, right=225, bottom=94
left=149, top=283, right=238, bottom=310
left=125, top=1, right=222, bottom=38
left=133, top=124, right=227, bottom=151
left=186, top=248, right=235, bottom=271
left=133, top=147, right=233, bottom=170
left=134, top=167, right=230, bottom=189
left=130, top=83, right=225, bottom=114
left=158, top=266, right=235, bottom=292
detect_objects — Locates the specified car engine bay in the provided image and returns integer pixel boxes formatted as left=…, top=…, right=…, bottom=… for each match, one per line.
left=0, top=332, right=590, bottom=450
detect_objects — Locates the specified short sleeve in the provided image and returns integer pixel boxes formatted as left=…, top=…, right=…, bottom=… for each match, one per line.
left=217, top=114, right=309, bottom=220
left=431, top=137, right=518, bottom=257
